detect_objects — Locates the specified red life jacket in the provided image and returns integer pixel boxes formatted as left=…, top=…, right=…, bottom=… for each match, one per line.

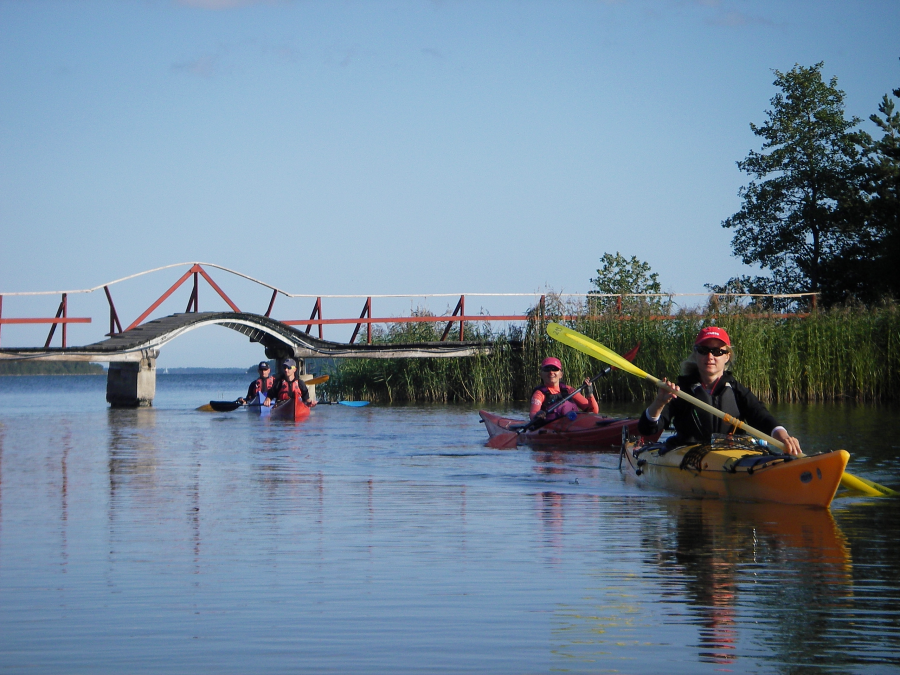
left=270, top=376, right=309, bottom=403
left=248, top=376, right=275, bottom=398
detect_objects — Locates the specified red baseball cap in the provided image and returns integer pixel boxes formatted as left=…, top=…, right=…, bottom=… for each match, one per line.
left=694, top=326, right=731, bottom=346
left=540, top=357, right=563, bottom=369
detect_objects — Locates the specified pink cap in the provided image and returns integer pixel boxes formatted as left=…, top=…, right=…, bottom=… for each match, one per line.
left=694, top=326, right=731, bottom=346
left=540, top=357, right=562, bottom=369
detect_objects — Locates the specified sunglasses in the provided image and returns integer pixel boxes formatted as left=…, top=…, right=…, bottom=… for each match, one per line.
left=695, top=346, right=730, bottom=357
left=541, top=366, right=560, bottom=372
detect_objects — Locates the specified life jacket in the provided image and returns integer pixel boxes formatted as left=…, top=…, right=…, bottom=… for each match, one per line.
left=685, top=380, right=742, bottom=441
left=532, top=384, right=580, bottom=421
left=248, top=376, right=274, bottom=398
left=270, top=376, right=308, bottom=403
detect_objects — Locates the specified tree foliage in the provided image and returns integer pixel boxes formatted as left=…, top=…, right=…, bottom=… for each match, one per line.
left=863, top=81, right=900, bottom=300
left=588, top=252, right=669, bottom=314
left=721, top=63, right=869, bottom=306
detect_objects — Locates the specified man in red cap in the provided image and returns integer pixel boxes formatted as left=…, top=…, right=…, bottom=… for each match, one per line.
left=638, top=326, right=802, bottom=455
left=529, top=356, right=599, bottom=423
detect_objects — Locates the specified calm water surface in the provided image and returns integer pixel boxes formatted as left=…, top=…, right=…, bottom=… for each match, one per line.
left=0, top=374, right=899, bottom=674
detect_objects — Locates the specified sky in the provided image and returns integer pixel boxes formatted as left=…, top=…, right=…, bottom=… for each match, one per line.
left=1, top=0, right=898, bottom=367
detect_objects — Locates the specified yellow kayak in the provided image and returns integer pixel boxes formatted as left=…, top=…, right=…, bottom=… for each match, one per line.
left=621, top=438, right=849, bottom=508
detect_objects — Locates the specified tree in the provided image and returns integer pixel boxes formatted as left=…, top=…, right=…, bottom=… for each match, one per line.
left=588, top=252, right=669, bottom=314
left=720, top=63, right=869, bottom=306
left=863, top=81, right=900, bottom=299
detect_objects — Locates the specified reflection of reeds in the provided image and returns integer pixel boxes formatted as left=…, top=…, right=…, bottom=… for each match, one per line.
left=323, top=301, right=900, bottom=404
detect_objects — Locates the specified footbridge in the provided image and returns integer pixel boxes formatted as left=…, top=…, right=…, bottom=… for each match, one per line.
left=0, top=311, right=487, bottom=363
left=0, top=310, right=492, bottom=405
left=0, top=263, right=518, bottom=406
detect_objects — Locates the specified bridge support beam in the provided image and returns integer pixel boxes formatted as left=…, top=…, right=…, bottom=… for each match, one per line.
left=106, top=356, right=157, bottom=407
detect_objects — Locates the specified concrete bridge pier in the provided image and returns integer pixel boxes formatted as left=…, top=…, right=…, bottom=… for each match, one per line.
left=107, top=355, right=157, bottom=407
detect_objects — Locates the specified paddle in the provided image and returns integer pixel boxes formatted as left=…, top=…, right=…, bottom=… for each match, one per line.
left=197, top=375, right=330, bottom=412
left=339, top=401, right=370, bottom=407
left=208, top=400, right=243, bottom=412
left=546, top=322, right=897, bottom=498
left=485, top=343, right=641, bottom=449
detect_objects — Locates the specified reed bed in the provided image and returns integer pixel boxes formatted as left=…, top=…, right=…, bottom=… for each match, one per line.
left=321, top=301, right=900, bottom=404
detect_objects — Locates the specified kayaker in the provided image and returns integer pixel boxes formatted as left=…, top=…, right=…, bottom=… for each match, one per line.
left=638, top=326, right=802, bottom=455
left=264, top=358, right=316, bottom=408
left=238, top=361, right=275, bottom=405
left=530, top=357, right=599, bottom=422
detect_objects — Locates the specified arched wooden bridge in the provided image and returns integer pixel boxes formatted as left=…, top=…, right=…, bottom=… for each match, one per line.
left=0, top=311, right=490, bottom=407
left=0, top=311, right=488, bottom=363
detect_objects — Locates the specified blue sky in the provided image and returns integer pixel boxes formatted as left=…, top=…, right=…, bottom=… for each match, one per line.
left=1, top=0, right=898, bottom=367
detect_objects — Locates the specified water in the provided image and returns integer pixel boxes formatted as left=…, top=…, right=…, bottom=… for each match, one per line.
left=0, top=374, right=899, bottom=674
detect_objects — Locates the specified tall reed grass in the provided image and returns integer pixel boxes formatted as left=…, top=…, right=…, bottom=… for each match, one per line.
left=321, top=301, right=900, bottom=404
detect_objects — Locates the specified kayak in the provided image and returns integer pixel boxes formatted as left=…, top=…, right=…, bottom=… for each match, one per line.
left=269, top=396, right=311, bottom=422
left=246, top=392, right=271, bottom=415
left=620, top=437, right=850, bottom=508
left=479, top=410, right=658, bottom=449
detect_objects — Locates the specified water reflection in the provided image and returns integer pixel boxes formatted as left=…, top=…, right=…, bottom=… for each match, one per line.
left=651, top=500, right=852, bottom=668
left=59, top=420, right=71, bottom=574
left=4, top=385, right=899, bottom=674
left=0, top=423, right=4, bottom=551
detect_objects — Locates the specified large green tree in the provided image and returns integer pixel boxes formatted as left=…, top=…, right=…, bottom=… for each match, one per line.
left=721, top=62, right=868, bottom=306
left=588, top=252, right=669, bottom=314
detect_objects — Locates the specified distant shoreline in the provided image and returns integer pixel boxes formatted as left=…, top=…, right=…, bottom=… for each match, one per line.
left=0, top=366, right=249, bottom=376
left=160, top=368, right=247, bottom=375
left=0, top=373, right=107, bottom=377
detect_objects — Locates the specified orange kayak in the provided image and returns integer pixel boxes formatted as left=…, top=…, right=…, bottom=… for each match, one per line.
left=269, top=397, right=311, bottom=422
left=621, top=438, right=849, bottom=508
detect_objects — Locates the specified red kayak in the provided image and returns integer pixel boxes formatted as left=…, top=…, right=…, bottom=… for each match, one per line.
left=479, top=409, right=659, bottom=449
left=269, top=397, right=311, bottom=422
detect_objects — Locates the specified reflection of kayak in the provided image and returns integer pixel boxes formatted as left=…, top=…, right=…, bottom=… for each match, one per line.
left=622, top=438, right=849, bottom=508
left=269, top=397, right=311, bottom=421
left=479, top=410, right=657, bottom=448
left=724, top=502, right=851, bottom=570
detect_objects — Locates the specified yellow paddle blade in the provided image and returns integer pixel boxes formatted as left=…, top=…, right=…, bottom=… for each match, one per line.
left=196, top=404, right=215, bottom=412
left=305, top=374, right=329, bottom=386
left=546, top=323, right=654, bottom=382
left=840, top=472, right=897, bottom=497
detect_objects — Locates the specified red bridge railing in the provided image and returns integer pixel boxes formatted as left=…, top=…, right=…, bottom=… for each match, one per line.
left=0, top=262, right=819, bottom=349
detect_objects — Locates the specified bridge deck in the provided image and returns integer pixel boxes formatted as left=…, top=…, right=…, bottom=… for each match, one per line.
left=0, top=312, right=493, bottom=362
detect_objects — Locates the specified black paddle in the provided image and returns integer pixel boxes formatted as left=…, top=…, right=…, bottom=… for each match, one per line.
left=208, top=400, right=243, bottom=412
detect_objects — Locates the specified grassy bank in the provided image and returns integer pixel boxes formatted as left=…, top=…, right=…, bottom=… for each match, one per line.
left=321, top=303, right=900, bottom=404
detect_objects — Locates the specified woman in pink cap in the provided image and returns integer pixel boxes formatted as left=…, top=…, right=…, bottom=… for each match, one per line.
left=637, top=326, right=802, bottom=455
left=529, top=357, right=599, bottom=422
